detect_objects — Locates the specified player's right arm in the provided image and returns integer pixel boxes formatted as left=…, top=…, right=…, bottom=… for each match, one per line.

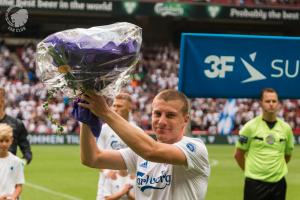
left=80, top=123, right=127, bottom=170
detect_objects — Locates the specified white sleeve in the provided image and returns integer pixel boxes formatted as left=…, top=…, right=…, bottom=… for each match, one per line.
left=174, top=138, right=210, bottom=177
left=119, top=148, right=138, bottom=174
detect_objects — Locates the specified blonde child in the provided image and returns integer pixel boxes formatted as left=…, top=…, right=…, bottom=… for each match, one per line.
left=0, top=124, right=25, bottom=200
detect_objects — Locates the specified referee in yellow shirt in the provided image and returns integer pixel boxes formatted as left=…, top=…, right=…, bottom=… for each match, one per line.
left=234, top=88, right=294, bottom=200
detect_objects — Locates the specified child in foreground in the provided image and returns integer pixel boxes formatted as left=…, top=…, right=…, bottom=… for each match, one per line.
left=0, top=124, right=25, bottom=200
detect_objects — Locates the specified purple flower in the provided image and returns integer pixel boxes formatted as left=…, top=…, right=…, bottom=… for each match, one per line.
left=44, top=34, right=140, bottom=92
left=36, top=22, right=142, bottom=134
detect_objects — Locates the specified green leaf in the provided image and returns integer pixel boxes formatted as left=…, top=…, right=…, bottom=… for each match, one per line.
left=48, top=46, right=65, bottom=66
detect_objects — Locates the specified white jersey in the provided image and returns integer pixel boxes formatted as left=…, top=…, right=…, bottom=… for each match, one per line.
left=96, top=123, right=140, bottom=200
left=103, top=173, right=135, bottom=200
left=119, top=136, right=210, bottom=200
left=97, top=123, right=128, bottom=150
left=0, top=152, right=25, bottom=196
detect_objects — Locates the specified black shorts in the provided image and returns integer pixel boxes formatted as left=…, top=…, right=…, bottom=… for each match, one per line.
left=244, top=177, right=286, bottom=200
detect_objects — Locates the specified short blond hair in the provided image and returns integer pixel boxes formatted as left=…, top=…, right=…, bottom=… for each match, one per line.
left=115, top=92, right=132, bottom=103
left=0, top=123, right=13, bottom=138
left=155, top=89, right=189, bottom=115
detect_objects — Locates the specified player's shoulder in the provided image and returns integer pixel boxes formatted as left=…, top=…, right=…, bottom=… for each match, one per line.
left=181, top=136, right=204, bottom=144
left=177, top=136, right=207, bottom=152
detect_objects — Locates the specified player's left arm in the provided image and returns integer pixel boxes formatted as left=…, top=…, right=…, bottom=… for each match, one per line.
left=107, top=117, right=188, bottom=166
left=79, top=92, right=188, bottom=166
left=107, top=118, right=189, bottom=166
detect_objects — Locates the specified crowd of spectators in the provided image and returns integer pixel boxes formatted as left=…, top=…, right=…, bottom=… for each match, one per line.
left=0, top=42, right=78, bottom=134
left=1, top=41, right=300, bottom=135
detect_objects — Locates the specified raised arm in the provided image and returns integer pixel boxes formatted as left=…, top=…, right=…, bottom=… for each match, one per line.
left=80, top=123, right=126, bottom=169
left=79, top=92, right=187, bottom=166
left=104, top=114, right=187, bottom=165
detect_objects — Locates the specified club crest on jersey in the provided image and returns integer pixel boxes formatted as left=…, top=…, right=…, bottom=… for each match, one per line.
left=186, top=143, right=195, bottom=152
left=110, top=140, right=126, bottom=150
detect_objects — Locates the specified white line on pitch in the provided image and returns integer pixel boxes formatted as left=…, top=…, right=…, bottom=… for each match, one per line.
left=26, top=182, right=82, bottom=200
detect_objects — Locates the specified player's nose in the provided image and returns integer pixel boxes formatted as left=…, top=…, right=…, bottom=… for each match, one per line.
left=158, top=115, right=167, bottom=126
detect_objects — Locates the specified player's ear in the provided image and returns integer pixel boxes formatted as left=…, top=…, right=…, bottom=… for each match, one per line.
left=128, top=101, right=133, bottom=111
left=184, top=114, right=189, bottom=123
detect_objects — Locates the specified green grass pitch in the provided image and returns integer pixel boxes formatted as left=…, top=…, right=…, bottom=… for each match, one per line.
left=20, top=145, right=299, bottom=200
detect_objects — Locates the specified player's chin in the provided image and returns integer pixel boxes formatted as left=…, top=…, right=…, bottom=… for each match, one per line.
left=267, top=110, right=277, bottom=114
left=155, top=128, right=170, bottom=135
left=156, top=134, right=169, bottom=143
left=156, top=130, right=172, bottom=140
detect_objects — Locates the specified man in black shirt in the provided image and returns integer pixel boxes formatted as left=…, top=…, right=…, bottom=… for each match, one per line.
left=0, top=87, right=32, bottom=164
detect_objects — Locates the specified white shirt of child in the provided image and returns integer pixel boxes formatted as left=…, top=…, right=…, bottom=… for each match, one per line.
left=0, top=152, right=25, bottom=196
left=120, top=136, right=210, bottom=200
left=103, top=173, right=135, bottom=200
left=96, top=123, right=141, bottom=200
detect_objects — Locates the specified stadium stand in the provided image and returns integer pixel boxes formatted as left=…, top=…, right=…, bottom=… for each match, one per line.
left=1, top=40, right=300, bottom=135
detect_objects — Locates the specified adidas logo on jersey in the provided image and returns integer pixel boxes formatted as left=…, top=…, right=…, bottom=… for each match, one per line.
left=139, top=161, right=148, bottom=168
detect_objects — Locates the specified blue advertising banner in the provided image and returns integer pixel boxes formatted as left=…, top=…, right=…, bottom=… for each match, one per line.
left=179, top=33, right=300, bottom=98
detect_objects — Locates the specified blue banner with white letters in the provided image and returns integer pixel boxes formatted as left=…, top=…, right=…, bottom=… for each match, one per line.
left=179, top=33, right=300, bottom=98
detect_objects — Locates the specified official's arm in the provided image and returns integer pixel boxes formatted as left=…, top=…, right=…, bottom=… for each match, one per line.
left=234, top=148, right=246, bottom=170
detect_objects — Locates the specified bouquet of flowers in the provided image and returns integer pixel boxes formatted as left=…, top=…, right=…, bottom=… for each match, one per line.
left=36, top=22, right=142, bottom=134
